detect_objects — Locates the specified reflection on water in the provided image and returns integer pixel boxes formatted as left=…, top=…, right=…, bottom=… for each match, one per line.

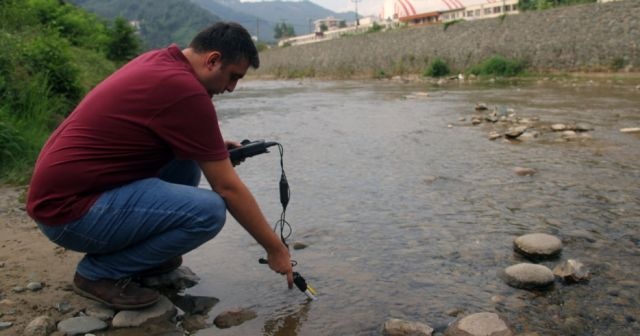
left=189, top=79, right=640, bottom=335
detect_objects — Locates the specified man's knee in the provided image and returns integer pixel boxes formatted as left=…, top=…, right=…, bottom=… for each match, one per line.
left=191, top=191, right=226, bottom=237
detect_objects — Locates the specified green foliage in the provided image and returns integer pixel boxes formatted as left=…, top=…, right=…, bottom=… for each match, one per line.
left=468, top=55, right=526, bottom=77
left=320, top=23, right=328, bottom=32
left=274, top=22, right=296, bottom=39
left=443, top=19, right=462, bottom=31
left=107, top=17, right=141, bottom=62
left=0, top=0, right=123, bottom=183
left=339, top=21, right=347, bottom=28
left=610, top=57, right=625, bottom=71
left=367, top=22, right=383, bottom=33
left=423, top=58, right=451, bottom=77
left=255, top=41, right=269, bottom=52
left=518, top=0, right=596, bottom=11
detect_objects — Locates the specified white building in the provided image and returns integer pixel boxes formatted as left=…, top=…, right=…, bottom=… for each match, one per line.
left=381, top=0, right=519, bottom=25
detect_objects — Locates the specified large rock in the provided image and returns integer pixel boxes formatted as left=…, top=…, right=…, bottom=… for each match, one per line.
left=171, top=294, right=219, bottom=315
left=112, top=296, right=176, bottom=328
left=502, top=263, right=555, bottom=289
left=513, top=233, right=562, bottom=259
left=383, top=318, right=434, bottom=336
left=24, top=316, right=55, bottom=336
left=445, top=312, right=513, bottom=336
left=85, top=304, right=115, bottom=321
left=213, top=308, right=257, bottom=329
left=57, top=316, right=108, bottom=335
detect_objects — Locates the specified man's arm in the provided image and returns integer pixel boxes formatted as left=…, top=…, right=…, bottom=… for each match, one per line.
left=199, top=159, right=293, bottom=288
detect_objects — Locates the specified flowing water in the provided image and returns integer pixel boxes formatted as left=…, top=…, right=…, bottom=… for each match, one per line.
left=187, top=79, right=640, bottom=335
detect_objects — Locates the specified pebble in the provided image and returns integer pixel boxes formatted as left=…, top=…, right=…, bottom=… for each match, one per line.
left=0, top=321, right=12, bottom=330
left=514, top=233, right=562, bottom=259
left=620, top=127, right=640, bottom=133
left=181, top=314, right=208, bottom=332
left=488, top=131, right=501, bottom=140
left=504, top=126, right=527, bottom=139
left=292, top=242, right=308, bottom=250
left=383, top=318, right=434, bottom=336
left=54, top=302, right=73, bottom=314
left=502, top=263, right=555, bottom=289
left=85, top=304, right=115, bottom=321
left=112, top=296, right=176, bottom=328
left=553, top=259, right=590, bottom=283
left=0, top=262, right=4, bottom=268
left=444, top=312, right=513, bottom=336
left=27, top=282, right=43, bottom=291
left=475, top=103, right=488, bottom=111
left=551, top=123, right=567, bottom=131
left=24, top=316, right=55, bottom=336
left=513, top=167, right=537, bottom=176
left=57, top=316, right=107, bottom=335
left=172, top=294, right=219, bottom=315
left=213, top=307, right=257, bottom=329
left=12, top=286, right=26, bottom=293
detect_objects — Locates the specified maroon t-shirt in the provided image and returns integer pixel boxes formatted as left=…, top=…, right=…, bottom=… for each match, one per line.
left=27, top=45, right=228, bottom=226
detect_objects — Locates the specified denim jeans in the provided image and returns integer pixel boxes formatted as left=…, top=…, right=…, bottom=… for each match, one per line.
left=37, top=160, right=226, bottom=280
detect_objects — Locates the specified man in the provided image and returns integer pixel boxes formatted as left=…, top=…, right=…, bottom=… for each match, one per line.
left=26, top=22, right=293, bottom=310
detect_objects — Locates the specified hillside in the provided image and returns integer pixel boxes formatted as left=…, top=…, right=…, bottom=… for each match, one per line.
left=192, top=0, right=356, bottom=42
left=69, top=0, right=222, bottom=49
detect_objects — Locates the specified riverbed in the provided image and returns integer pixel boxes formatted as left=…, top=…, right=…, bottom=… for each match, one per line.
left=188, top=78, right=639, bottom=335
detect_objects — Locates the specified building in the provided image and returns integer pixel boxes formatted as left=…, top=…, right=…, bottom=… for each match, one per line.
left=313, top=17, right=346, bottom=32
left=382, top=0, right=519, bottom=25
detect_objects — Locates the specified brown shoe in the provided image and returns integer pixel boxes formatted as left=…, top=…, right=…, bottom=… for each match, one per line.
left=135, top=256, right=183, bottom=278
left=73, top=273, right=160, bottom=310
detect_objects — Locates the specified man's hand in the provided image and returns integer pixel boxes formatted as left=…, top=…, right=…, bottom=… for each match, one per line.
left=267, top=244, right=294, bottom=289
left=225, top=140, right=242, bottom=150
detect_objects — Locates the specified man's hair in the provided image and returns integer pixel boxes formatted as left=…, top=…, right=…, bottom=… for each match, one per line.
left=189, top=22, right=259, bottom=68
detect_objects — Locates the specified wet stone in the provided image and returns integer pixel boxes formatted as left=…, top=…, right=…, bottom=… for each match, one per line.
left=514, top=233, right=562, bottom=259
left=141, top=266, right=200, bottom=290
left=182, top=314, right=208, bottom=332
left=213, top=307, right=257, bottom=329
left=513, top=167, right=537, bottom=176
left=502, top=263, right=555, bottom=289
left=0, top=321, right=12, bottom=330
left=57, top=316, right=108, bottom=335
left=553, top=259, right=590, bottom=283
left=444, top=312, right=513, bottom=336
left=171, top=294, right=219, bottom=315
left=112, top=296, right=176, bottom=328
left=383, top=318, right=434, bottom=336
left=24, top=316, right=55, bottom=336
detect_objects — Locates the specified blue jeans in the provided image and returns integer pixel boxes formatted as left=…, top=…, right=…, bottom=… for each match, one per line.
left=37, top=160, right=226, bottom=280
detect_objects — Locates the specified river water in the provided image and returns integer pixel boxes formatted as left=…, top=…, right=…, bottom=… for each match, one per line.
left=187, top=79, right=640, bottom=335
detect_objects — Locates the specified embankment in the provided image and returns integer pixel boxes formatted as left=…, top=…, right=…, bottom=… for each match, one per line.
left=254, top=1, right=640, bottom=78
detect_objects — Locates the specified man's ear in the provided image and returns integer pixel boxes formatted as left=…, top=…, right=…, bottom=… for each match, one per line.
left=206, top=51, right=222, bottom=69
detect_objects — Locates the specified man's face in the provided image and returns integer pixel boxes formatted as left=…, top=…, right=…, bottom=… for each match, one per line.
left=203, top=54, right=250, bottom=96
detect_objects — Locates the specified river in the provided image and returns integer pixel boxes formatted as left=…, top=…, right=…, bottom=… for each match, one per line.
left=187, top=78, right=639, bottom=335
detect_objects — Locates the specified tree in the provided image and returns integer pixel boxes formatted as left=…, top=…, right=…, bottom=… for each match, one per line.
left=107, top=17, right=141, bottom=62
left=319, top=22, right=328, bottom=32
left=273, top=22, right=295, bottom=39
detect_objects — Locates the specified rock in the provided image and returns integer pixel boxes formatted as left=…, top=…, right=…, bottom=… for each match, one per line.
left=502, top=263, right=555, bottom=289
left=181, top=314, right=208, bottom=332
left=459, top=117, right=466, bottom=122
left=513, top=167, right=536, bottom=176
left=112, top=296, right=176, bottom=328
left=0, top=299, right=15, bottom=307
left=518, top=130, right=540, bottom=141
left=24, top=316, right=55, bottom=336
left=27, top=282, right=43, bottom=291
left=471, top=118, right=482, bottom=125
left=475, top=103, right=488, bottom=111
left=504, top=126, right=527, bottom=139
left=213, top=307, right=257, bottom=329
left=12, top=286, right=26, bottom=293
left=383, top=318, right=434, bottom=336
left=448, top=124, right=454, bottom=128
left=141, top=266, right=200, bottom=290
left=171, top=294, right=219, bottom=315
left=0, top=262, right=4, bottom=268
left=561, top=130, right=578, bottom=139
left=444, top=312, right=513, bottom=336
left=550, top=124, right=567, bottom=131
left=85, top=304, right=115, bottom=321
left=54, top=302, right=73, bottom=314
left=293, top=242, right=308, bottom=250
left=514, top=233, right=562, bottom=259
left=57, top=316, right=108, bottom=335
left=573, top=123, right=593, bottom=132
left=488, top=131, right=501, bottom=140
left=553, top=259, right=590, bottom=283
left=0, top=322, right=12, bottom=330
left=620, top=127, right=640, bottom=133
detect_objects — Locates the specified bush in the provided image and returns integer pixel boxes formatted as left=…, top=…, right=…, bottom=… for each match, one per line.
left=423, top=57, right=451, bottom=77
left=468, top=55, right=526, bottom=77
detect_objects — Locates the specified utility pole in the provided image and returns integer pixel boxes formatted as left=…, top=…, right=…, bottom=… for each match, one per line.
left=256, top=17, right=260, bottom=41
left=351, top=0, right=362, bottom=26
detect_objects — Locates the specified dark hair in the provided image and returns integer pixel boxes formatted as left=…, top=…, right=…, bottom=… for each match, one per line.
left=189, top=22, right=259, bottom=68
